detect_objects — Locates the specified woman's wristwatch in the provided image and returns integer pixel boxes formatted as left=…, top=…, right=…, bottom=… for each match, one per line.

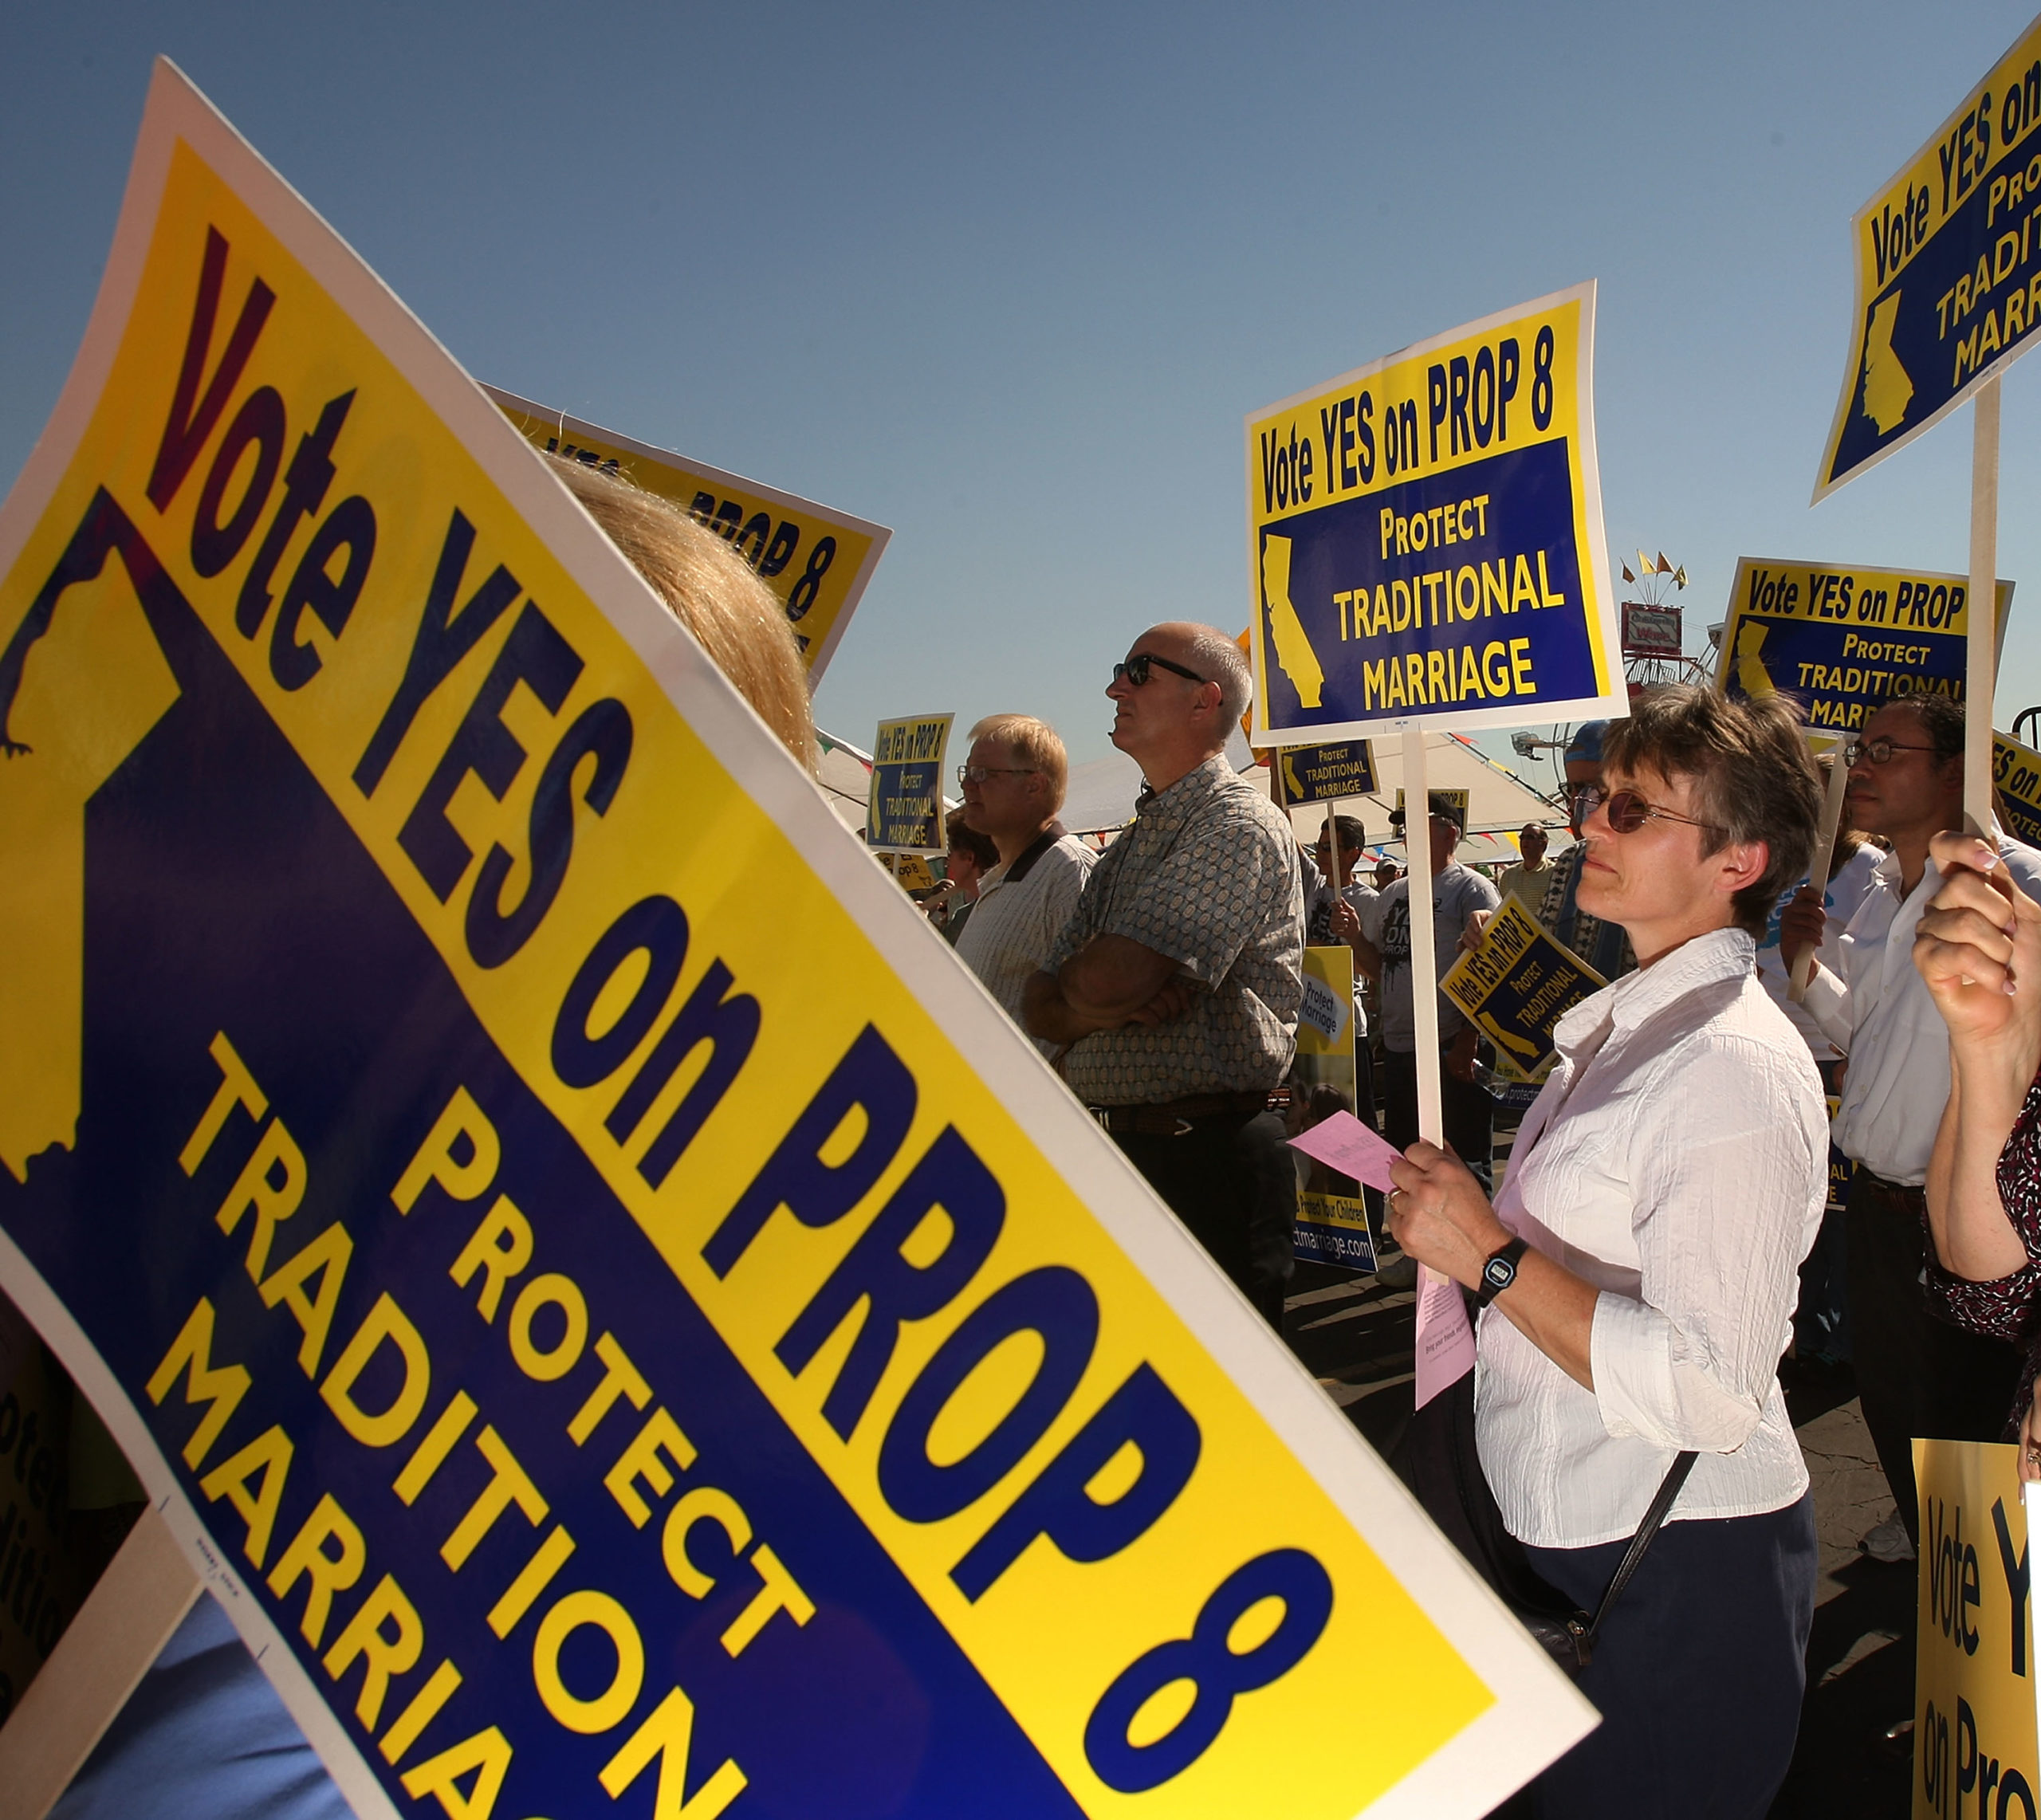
left=1475, top=1236, right=1529, bottom=1307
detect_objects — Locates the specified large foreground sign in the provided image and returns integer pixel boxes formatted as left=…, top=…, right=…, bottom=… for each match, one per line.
left=1245, top=284, right=1626, bottom=744
left=0, top=61, right=1588, bottom=1820
left=1818, top=14, right=2041, bottom=498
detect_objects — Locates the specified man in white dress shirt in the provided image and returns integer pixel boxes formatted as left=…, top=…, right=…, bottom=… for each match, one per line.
left=1782, top=695, right=2041, bottom=1561
left=954, top=715, right=1095, bottom=1048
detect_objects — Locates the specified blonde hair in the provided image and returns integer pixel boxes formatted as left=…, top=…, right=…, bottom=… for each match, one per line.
left=968, top=713, right=1069, bottom=811
left=547, top=454, right=816, bottom=773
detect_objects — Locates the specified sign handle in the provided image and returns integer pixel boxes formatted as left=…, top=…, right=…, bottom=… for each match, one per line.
left=1326, top=797, right=1343, bottom=900
left=0, top=1504, right=202, bottom=1820
left=1968, top=378, right=2002, bottom=836
left=1403, top=728, right=1445, bottom=1150
left=1788, top=742, right=1851, bottom=1003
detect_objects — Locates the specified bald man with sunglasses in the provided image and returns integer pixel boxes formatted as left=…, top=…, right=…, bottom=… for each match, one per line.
left=1024, top=623, right=1304, bottom=1327
left=1780, top=696, right=2041, bottom=1563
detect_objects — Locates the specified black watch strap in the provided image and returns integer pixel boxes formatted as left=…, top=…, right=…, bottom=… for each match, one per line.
left=1475, top=1236, right=1530, bottom=1308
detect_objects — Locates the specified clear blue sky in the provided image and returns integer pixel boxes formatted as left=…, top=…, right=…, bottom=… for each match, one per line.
left=7, top=2, right=2041, bottom=772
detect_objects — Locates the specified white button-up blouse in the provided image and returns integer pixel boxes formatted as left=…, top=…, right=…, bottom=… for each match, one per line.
left=1475, top=927, right=1830, bottom=1550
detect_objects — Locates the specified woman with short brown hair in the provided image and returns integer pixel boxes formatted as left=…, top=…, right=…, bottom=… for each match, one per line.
left=1388, top=686, right=1827, bottom=1818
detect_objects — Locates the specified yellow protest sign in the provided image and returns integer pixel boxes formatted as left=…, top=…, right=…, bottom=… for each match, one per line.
left=1716, top=556, right=2012, bottom=733
left=879, top=851, right=939, bottom=893
left=1912, top=1441, right=2037, bottom=1818
left=1245, top=284, right=1625, bottom=742
left=1818, top=16, right=2041, bottom=497
left=867, top=712, right=952, bottom=853
left=0, top=61, right=1591, bottom=1820
left=1275, top=741, right=1378, bottom=807
left=1996, top=730, right=2041, bottom=848
left=1394, top=788, right=1473, bottom=832
left=1441, top=899, right=1605, bottom=1079
left=488, top=388, right=888, bottom=681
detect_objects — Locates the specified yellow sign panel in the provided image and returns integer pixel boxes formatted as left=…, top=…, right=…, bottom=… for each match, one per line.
left=1715, top=556, right=2013, bottom=733
left=1245, top=285, right=1625, bottom=743
left=1995, top=730, right=2041, bottom=849
left=1818, top=16, right=2041, bottom=497
left=0, top=61, right=1590, bottom=1820
left=487, top=387, right=888, bottom=681
left=1441, top=899, right=1604, bottom=1079
left=867, top=712, right=953, bottom=854
left=1911, top=1441, right=2038, bottom=1818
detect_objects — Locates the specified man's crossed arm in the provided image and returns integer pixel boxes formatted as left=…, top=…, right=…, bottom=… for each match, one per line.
left=1022, top=935, right=1199, bottom=1045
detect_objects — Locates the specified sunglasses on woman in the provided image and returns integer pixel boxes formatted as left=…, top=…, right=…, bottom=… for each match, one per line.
left=1572, top=783, right=1720, bottom=838
left=1111, top=652, right=1207, bottom=687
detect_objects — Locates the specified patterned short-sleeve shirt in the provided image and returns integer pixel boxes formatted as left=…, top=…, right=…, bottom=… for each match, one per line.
left=1045, top=755, right=1304, bottom=1104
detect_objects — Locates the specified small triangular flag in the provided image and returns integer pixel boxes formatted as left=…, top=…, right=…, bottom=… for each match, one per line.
left=1656, top=552, right=1673, bottom=574
left=1673, top=565, right=1688, bottom=589
left=1637, top=548, right=1655, bottom=575
left=1622, top=564, right=1635, bottom=582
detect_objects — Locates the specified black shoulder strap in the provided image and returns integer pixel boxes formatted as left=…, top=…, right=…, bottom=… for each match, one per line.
left=1005, top=821, right=1068, bottom=886
left=1585, top=1450, right=1698, bottom=1645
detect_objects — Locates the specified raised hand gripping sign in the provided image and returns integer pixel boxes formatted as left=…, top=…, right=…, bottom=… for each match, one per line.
left=1245, top=284, right=1626, bottom=745
left=0, top=62, right=1590, bottom=1820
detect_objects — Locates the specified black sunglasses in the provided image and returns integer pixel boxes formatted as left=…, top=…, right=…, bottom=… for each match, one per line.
left=1112, top=651, right=1207, bottom=688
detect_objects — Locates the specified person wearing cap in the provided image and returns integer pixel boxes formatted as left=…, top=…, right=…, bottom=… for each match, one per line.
left=1352, top=792, right=1501, bottom=1188
left=1539, top=721, right=1638, bottom=982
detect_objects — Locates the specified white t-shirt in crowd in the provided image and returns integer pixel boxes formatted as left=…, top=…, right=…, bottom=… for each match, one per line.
left=1360, top=863, right=1500, bottom=1052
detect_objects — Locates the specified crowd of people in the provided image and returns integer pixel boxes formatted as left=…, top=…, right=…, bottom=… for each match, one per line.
left=37, top=447, right=2041, bottom=1820
left=917, top=617, right=2041, bottom=1819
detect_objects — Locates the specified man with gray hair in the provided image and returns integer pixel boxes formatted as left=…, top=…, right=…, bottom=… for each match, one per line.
left=1024, top=623, right=1304, bottom=1327
left=955, top=713, right=1095, bottom=1045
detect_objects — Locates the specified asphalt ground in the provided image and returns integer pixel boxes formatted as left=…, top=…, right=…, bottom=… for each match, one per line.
left=1283, top=1257, right=1918, bottom=1818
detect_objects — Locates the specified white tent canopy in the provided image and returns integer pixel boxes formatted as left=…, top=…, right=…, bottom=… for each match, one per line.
left=1060, top=729, right=1563, bottom=865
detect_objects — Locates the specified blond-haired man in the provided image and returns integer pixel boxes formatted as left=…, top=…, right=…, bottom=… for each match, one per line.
left=955, top=714, right=1095, bottom=1044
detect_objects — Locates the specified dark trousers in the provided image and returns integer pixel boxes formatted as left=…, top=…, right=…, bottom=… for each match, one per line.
left=1112, top=1110, right=1294, bottom=1328
left=1521, top=1495, right=1816, bottom=1819
left=1846, top=1168, right=2023, bottom=1546
left=1382, top=1047, right=1494, bottom=1191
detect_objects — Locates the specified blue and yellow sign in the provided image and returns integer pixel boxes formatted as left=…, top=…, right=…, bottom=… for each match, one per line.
left=0, top=63, right=1591, bottom=1820
left=867, top=713, right=952, bottom=854
left=1440, top=901, right=1604, bottom=1079
left=487, top=391, right=890, bottom=683
left=1910, top=1442, right=2038, bottom=1820
left=1818, top=15, right=2041, bottom=497
left=1245, top=285, right=1625, bottom=743
left=1274, top=741, right=1378, bottom=808
left=1995, top=730, right=2041, bottom=847
left=1717, top=557, right=2012, bottom=732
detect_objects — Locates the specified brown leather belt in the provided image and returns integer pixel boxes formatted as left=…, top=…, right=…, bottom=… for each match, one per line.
left=1087, top=1091, right=1272, bottom=1136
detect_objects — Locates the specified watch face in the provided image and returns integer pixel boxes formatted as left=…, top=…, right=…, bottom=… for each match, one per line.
left=1484, top=1256, right=1512, bottom=1289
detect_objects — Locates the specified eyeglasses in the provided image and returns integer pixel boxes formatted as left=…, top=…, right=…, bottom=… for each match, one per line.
left=1574, top=784, right=1720, bottom=838
left=1111, top=652, right=1207, bottom=688
left=1844, top=736, right=1939, bottom=768
left=957, top=765, right=1039, bottom=786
